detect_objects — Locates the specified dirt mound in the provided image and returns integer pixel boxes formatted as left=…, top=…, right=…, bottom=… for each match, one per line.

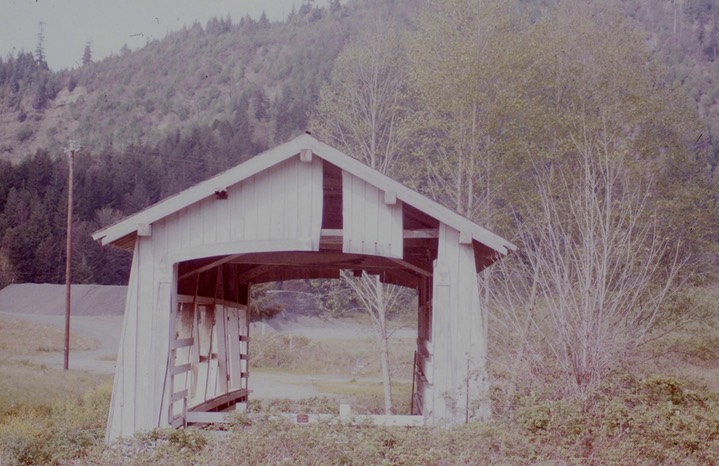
left=0, top=283, right=126, bottom=316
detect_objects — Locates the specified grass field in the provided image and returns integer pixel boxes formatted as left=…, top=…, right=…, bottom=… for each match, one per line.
left=0, top=314, right=99, bottom=355
left=0, top=293, right=718, bottom=465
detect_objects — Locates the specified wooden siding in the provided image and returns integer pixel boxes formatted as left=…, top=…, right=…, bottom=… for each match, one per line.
left=160, top=156, right=323, bottom=259
left=105, top=156, right=323, bottom=441
left=341, top=170, right=403, bottom=258
left=93, top=134, right=515, bottom=260
left=428, top=223, right=490, bottom=424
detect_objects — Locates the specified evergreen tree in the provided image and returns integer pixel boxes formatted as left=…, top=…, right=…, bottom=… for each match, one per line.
left=82, top=41, right=93, bottom=66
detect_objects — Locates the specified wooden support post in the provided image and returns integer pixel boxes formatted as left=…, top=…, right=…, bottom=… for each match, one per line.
left=64, top=144, right=78, bottom=370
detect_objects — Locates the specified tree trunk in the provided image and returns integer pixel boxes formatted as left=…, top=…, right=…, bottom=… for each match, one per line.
left=374, top=275, right=394, bottom=415
left=378, top=323, right=394, bottom=414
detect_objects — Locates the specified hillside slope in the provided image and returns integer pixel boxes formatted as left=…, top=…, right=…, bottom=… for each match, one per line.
left=0, top=0, right=421, bottom=163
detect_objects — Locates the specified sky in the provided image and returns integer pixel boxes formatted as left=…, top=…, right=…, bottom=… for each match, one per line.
left=1, top=0, right=327, bottom=70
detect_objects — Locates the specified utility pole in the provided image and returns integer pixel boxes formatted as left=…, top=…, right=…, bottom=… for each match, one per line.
left=64, top=142, right=79, bottom=370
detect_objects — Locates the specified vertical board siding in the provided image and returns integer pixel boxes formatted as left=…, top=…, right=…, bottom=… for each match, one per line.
left=429, top=224, right=488, bottom=424
left=106, top=156, right=324, bottom=441
left=134, top=238, right=155, bottom=429
left=171, top=156, right=323, bottom=253
left=227, top=308, right=242, bottom=390
left=106, top=244, right=138, bottom=440
left=341, top=170, right=403, bottom=258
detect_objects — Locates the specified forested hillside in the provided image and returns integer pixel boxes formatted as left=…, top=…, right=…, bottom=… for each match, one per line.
left=0, top=0, right=419, bottom=286
left=0, top=0, right=716, bottom=288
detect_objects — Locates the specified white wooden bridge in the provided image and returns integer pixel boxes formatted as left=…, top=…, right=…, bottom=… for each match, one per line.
left=92, top=133, right=515, bottom=441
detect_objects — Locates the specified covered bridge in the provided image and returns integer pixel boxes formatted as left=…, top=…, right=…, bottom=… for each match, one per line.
left=92, top=133, right=515, bottom=441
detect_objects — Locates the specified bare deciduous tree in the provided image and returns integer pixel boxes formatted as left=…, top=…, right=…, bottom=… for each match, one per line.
left=485, top=125, right=684, bottom=396
left=340, top=271, right=409, bottom=414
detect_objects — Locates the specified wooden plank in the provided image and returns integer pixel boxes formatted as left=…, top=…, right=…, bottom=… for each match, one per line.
left=172, top=301, right=194, bottom=417
left=186, top=411, right=230, bottom=424
left=254, top=166, right=272, bottom=242
left=171, top=337, right=195, bottom=349
left=106, top=241, right=140, bottom=440
left=323, top=228, right=438, bottom=240
left=364, top=178, right=380, bottom=255
left=299, top=148, right=313, bottom=162
left=228, top=181, right=243, bottom=242
left=309, top=156, right=324, bottom=248
left=190, top=302, right=201, bottom=401
left=352, top=415, right=425, bottom=427
left=283, top=159, right=299, bottom=240
left=227, top=307, right=242, bottom=390
left=188, top=202, right=203, bottom=247
left=177, top=254, right=243, bottom=281
left=177, top=294, right=195, bottom=304
left=170, top=416, right=185, bottom=428
left=189, top=388, right=248, bottom=413
left=134, top=237, right=156, bottom=430
left=195, top=305, right=214, bottom=403
left=168, top=238, right=316, bottom=264
left=215, top=304, right=229, bottom=394
left=137, top=223, right=152, bottom=237
left=171, top=363, right=192, bottom=375
left=243, top=175, right=258, bottom=241
left=207, top=323, right=219, bottom=398
left=201, top=196, right=218, bottom=245
left=459, top=231, right=473, bottom=245
left=390, top=200, right=403, bottom=258
left=268, top=163, right=285, bottom=240
left=235, top=264, right=278, bottom=284
left=268, top=413, right=424, bottom=427
left=170, top=389, right=189, bottom=403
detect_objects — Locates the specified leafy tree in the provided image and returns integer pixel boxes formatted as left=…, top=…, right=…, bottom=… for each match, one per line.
left=311, top=20, right=415, bottom=415
left=407, top=0, right=530, bottom=224
left=312, top=21, right=412, bottom=177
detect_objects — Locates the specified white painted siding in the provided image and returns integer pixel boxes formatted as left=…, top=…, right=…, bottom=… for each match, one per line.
left=105, top=156, right=324, bottom=441
left=429, top=223, right=489, bottom=424
left=341, top=170, right=403, bottom=258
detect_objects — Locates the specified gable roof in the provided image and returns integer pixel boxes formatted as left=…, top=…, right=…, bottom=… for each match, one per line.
left=92, top=133, right=516, bottom=256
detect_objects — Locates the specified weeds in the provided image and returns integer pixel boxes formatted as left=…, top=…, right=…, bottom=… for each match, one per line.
left=1, top=369, right=718, bottom=465
left=0, top=384, right=111, bottom=465
left=1, top=305, right=719, bottom=464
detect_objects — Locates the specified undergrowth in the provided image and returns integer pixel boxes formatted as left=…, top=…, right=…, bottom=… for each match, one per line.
left=2, top=372, right=717, bottom=465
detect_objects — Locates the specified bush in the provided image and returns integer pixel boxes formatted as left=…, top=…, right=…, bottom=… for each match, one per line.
left=498, top=373, right=719, bottom=464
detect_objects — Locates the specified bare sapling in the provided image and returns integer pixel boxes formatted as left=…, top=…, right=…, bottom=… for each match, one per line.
left=484, top=126, right=684, bottom=396
left=341, top=270, right=408, bottom=414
